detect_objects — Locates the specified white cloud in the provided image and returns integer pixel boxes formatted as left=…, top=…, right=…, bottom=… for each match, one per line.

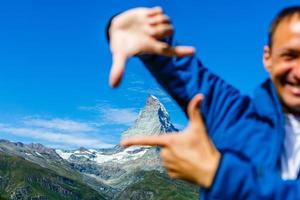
left=100, top=107, right=137, bottom=125
left=79, top=104, right=138, bottom=126
left=0, top=123, right=113, bottom=149
left=23, top=118, right=96, bottom=132
left=0, top=116, right=116, bottom=149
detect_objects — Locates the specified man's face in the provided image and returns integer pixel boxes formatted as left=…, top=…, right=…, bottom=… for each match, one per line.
left=264, top=14, right=300, bottom=114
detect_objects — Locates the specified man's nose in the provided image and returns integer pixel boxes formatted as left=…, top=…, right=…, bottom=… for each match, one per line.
left=293, top=60, right=300, bottom=80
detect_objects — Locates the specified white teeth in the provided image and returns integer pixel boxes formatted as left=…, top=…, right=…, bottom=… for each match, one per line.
left=287, top=84, right=300, bottom=95
left=291, top=86, right=300, bottom=93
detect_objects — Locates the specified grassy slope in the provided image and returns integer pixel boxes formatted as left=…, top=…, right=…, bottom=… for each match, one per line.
left=117, top=170, right=199, bottom=200
left=0, top=152, right=106, bottom=200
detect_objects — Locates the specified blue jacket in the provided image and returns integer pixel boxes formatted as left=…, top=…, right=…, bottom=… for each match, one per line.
left=138, top=36, right=300, bottom=199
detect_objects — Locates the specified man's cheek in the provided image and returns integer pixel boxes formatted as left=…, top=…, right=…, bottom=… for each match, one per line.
left=273, top=64, right=292, bottom=78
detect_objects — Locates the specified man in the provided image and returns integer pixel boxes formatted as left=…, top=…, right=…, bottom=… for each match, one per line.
left=107, top=6, right=300, bottom=199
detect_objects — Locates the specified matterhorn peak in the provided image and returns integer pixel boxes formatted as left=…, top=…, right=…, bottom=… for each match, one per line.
left=146, top=95, right=159, bottom=105
left=142, top=95, right=168, bottom=116
left=121, top=95, right=177, bottom=140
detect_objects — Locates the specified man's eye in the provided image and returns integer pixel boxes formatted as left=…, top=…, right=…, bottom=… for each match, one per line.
left=282, top=53, right=298, bottom=61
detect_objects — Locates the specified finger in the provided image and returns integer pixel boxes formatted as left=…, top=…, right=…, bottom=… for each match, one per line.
left=167, top=170, right=180, bottom=179
left=147, top=6, right=163, bottom=17
left=150, top=40, right=195, bottom=57
left=187, top=94, right=205, bottom=123
left=162, top=157, right=178, bottom=171
left=148, top=14, right=171, bottom=26
left=109, top=52, right=127, bottom=88
left=163, top=161, right=178, bottom=172
left=173, top=46, right=196, bottom=57
left=149, top=24, right=174, bottom=39
left=120, top=135, right=171, bottom=148
left=160, top=148, right=174, bottom=162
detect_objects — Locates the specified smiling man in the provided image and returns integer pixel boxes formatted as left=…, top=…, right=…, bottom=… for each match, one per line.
left=265, top=12, right=300, bottom=114
left=264, top=11, right=300, bottom=181
left=107, top=6, right=300, bottom=199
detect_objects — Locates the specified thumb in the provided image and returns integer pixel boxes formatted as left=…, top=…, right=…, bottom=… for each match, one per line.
left=121, top=135, right=170, bottom=148
left=173, top=46, right=196, bottom=57
left=151, top=41, right=195, bottom=57
left=109, top=52, right=128, bottom=87
left=187, top=94, right=205, bottom=124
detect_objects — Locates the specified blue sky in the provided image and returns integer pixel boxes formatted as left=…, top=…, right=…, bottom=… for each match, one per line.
left=0, top=0, right=299, bottom=149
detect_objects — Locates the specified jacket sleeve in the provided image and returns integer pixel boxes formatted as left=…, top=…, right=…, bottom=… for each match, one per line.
left=106, top=16, right=248, bottom=131
left=204, top=151, right=300, bottom=199
left=139, top=37, right=300, bottom=199
left=139, top=36, right=250, bottom=134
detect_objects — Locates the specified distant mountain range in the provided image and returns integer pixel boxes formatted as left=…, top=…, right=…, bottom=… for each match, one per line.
left=0, top=96, right=199, bottom=200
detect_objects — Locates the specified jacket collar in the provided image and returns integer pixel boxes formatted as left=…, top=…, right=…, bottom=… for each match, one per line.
left=253, top=79, right=284, bottom=122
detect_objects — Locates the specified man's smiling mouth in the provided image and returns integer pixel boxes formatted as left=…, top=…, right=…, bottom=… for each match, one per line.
left=285, top=81, right=300, bottom=96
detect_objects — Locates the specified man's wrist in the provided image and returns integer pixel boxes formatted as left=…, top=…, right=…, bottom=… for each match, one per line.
left=199, top=151, right=221, bottom=188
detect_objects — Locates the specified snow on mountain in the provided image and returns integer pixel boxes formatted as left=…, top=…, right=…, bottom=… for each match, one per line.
left=55, top=96, right=177, bottom=186
left=56, top=146, right=150, bottom=165
left=55, top=149, right=73, bottom=160
left=122, top=95, right=177, bottom=140
left=56, top=95, right=178, bottom=165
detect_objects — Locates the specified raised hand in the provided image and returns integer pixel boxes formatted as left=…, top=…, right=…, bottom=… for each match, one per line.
left=121, top=94, right=221, bottom=188
left=108, top=7, right=196, bottom=87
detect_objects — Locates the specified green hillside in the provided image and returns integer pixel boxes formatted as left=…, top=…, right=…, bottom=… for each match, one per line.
left=0, top=152, right=105, bottom=200
left=116, top=170, right=199, bottom=200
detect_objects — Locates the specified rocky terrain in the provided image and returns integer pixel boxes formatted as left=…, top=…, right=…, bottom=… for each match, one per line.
left=0, top=151, right=105, bottom=200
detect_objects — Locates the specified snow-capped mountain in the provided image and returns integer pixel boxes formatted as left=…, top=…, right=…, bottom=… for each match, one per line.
left=122, top=95, right=177, bottom=140
left=56, top=146, right=149, bottom=165
left=55, top=95, right=183, bottom=198
left=56, top=95, right=178, bottom=167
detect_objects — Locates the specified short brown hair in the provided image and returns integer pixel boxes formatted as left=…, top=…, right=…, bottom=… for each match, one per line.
left=268, top=6, right=300, bottom=49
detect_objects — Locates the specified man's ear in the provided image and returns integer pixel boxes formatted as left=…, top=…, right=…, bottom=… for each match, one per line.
left=263, top=45, right=272, bottom=72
